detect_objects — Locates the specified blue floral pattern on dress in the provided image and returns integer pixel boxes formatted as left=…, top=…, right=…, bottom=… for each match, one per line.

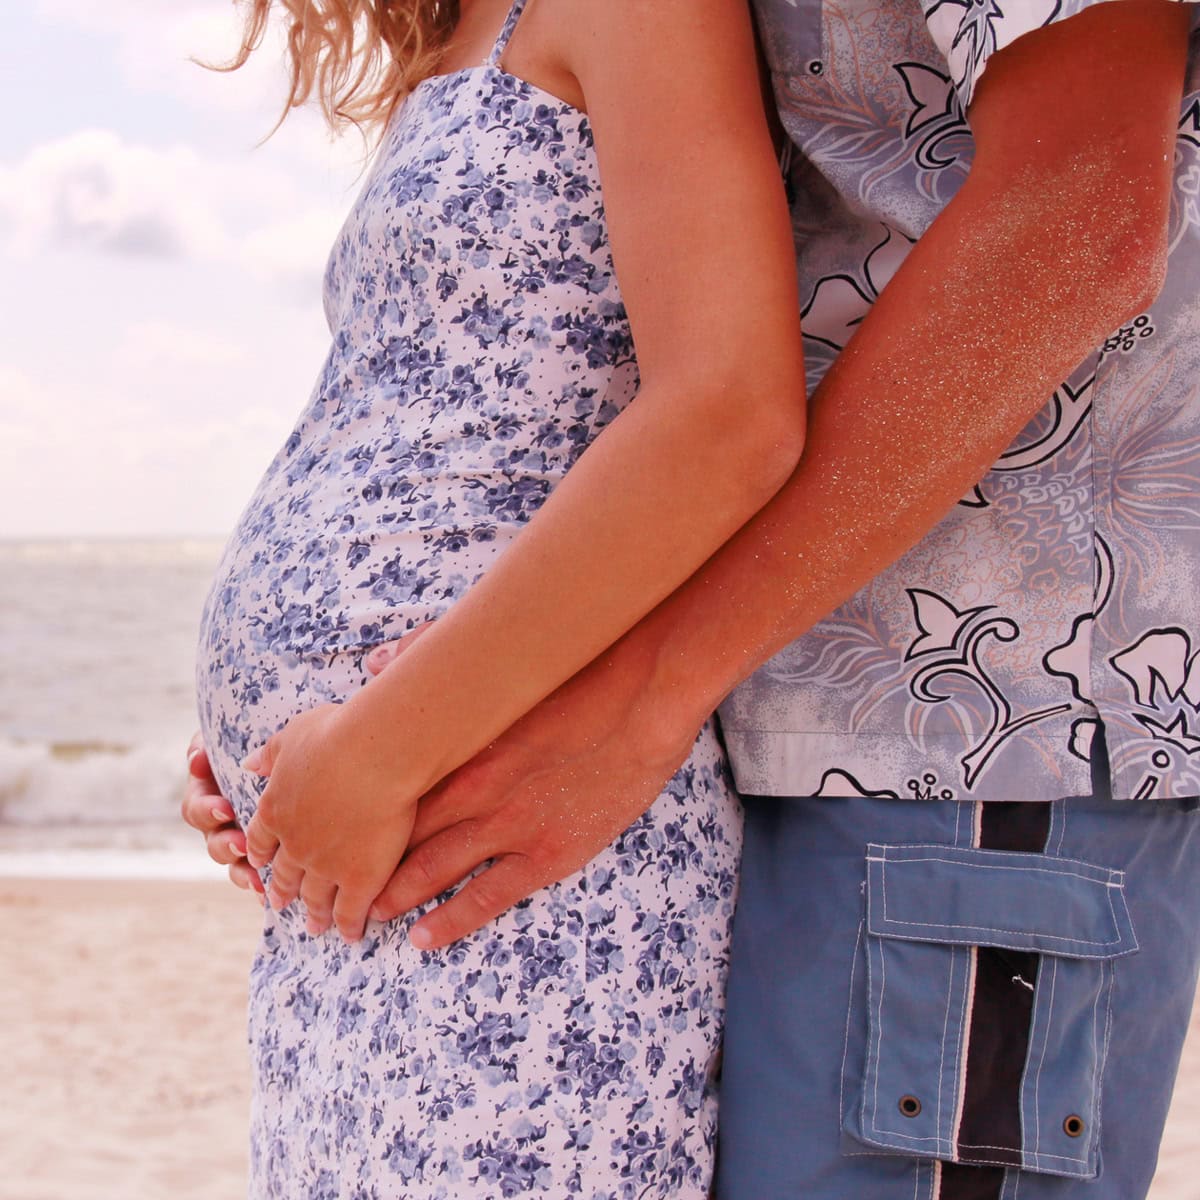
left=194, top=4, right=741, bottom=1196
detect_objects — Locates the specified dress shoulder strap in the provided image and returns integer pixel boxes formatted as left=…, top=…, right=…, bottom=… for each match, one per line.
left=487, top=0, right=533, bottom=65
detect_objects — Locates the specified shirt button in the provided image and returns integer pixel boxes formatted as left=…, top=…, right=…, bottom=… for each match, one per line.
left=807, top=60, right=824, bottom=76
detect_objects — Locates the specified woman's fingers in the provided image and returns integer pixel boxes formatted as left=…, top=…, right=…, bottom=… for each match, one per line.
left=181, top=735, right=253, bottom=877
left=206, top=825, right=248, bottom=866
left=181, top=735, right=264, bottom=904
left=230, top=859, right=266, bottom=899
left=186, top=731, right=210, bottom=770
left=300, top=874, right=338, bottom=936
left=369, top=821, right=492, bottom=923
left=245, top=810, right=280, bottom=870
left=181, top=742, right=230, bottom=833
left=332, top=879, right=386, bottom=944
left=266, top=846, right=304, bottom=911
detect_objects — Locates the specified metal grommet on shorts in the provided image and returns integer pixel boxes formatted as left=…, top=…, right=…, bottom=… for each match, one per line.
left=1063, top=1114, right=1085, bottom=1138
left=898, top=1095, right=922, bottom=1118
left=807, top=59, right=824, bottom=75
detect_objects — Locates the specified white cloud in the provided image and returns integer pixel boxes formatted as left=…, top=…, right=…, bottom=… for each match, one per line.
left=32, top=0, right=370, bottom=176
left=33, top=0, right=276, bottom=113
left=241, top=207, right=350, bottom=295
left=111, top=320, right=248, bottom=376
left=0, top=2, right=378, bottom=537
left=0, top=130, right=224, bottom=261
left=0, top=366, right=45, bottom=455
left=0, top=129, right=348, bottom=291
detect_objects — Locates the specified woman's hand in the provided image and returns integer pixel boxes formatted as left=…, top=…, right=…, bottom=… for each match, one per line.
left=182, top=636, right=705, bottom=947
left=242, top=695, right=425, bottom=942
left=179, top=734, right=265, bottom=900
left=366, top=633, right=706, bottom=950
left=183, top=621, right=707, bottom=949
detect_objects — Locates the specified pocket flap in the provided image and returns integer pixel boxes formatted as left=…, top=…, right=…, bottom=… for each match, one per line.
left=866, top=844, right=1137, bottom=959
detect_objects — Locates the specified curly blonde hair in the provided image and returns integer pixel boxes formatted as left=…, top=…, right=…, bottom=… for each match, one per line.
left=223, top=1, right=461, bottom=135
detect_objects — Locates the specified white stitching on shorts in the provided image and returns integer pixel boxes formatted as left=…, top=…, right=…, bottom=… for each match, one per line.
left=839, top=920, right=864, bottom=1136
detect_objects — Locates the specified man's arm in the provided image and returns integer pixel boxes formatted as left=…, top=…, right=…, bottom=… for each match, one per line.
left=605, top=0, right=1191, bottom=742
left=313, top=0, right=1192, bottom=944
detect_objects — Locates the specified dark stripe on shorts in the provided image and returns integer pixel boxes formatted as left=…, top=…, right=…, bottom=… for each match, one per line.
left=940, top=1163, right=1008, bottom=1200
left=942, top=802, right=1053, bottom=1198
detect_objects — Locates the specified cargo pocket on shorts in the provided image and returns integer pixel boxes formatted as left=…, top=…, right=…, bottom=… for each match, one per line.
left=840, top=842, right=1138, bottom=1180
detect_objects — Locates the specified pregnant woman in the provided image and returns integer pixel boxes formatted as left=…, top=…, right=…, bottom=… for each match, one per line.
left=193, top=0, right=804, bottom=1194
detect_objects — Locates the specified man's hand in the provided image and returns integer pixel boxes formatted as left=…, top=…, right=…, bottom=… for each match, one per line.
left=179, top=734, right=264, bottom=900
left=367, top=635, right=703, bottom=950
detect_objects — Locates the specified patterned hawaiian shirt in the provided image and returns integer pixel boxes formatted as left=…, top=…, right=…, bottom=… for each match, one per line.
left=719, top=0, right=1200, bottom=803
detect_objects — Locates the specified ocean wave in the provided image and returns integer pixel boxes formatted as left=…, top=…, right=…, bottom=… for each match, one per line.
left=0, top=737, right=190, bottom=827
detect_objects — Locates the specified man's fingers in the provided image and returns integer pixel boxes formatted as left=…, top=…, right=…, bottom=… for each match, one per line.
left=406, top=779, right=479, bottom=848
left=408, top=857, right=539, bottom=950
left=407, top=755, right=510, bottom=846
left=300, top=874, right=338, bottom=936
left=369, top=823, right=492, bottom=922
left=266, top=847, right=304, bottom=911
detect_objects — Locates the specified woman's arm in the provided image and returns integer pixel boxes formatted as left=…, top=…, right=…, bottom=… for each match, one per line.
left=367, top=0, right=1192, bottom=947
left=244, top=0, right=807, bottom=934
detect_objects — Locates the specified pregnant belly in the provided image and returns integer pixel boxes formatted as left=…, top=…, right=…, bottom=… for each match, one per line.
left=193, top=517, right=511, bottom=806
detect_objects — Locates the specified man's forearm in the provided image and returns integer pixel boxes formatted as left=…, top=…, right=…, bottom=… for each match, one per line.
left=610, top=0, right=1187, bottom=734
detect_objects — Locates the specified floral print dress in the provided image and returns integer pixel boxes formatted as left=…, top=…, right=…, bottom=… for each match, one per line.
left=194, top=2, right=742, bottom=1196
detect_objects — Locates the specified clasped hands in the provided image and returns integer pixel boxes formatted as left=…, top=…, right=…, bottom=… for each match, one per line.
left=182, top=629, right=697, bottom=949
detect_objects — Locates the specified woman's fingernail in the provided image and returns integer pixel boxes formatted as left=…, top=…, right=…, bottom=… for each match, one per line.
left=211, top=806, right=233, bottom=825
left=409, top=923, right=433, bottom=950
left=242, top=748, right=263, bottom=772
left=368, top=904, right=384, bottom=921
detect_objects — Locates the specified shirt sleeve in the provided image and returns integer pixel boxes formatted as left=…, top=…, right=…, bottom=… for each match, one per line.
left=921, top=0, right=1199, bottom=111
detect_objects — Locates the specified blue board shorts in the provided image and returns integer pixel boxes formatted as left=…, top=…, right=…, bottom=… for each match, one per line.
left=716, top=754, right=1200, bottom=1200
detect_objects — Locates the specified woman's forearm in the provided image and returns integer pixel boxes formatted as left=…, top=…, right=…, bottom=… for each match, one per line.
left=326, top=0, right=813, bottom=792
left=346, top=354, right=804, bottom=781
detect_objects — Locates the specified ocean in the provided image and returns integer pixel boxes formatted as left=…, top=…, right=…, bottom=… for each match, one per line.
left=0, top=537, right=229, bottom=878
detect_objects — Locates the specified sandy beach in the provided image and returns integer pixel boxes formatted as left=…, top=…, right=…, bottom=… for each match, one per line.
left=0, top=880, right=261, bottom=1200
left=1, top=878, right=1196, bottom=1199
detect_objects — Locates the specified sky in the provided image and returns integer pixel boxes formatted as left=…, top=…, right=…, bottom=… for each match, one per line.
left=0, top=1, right=370, bottom=537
